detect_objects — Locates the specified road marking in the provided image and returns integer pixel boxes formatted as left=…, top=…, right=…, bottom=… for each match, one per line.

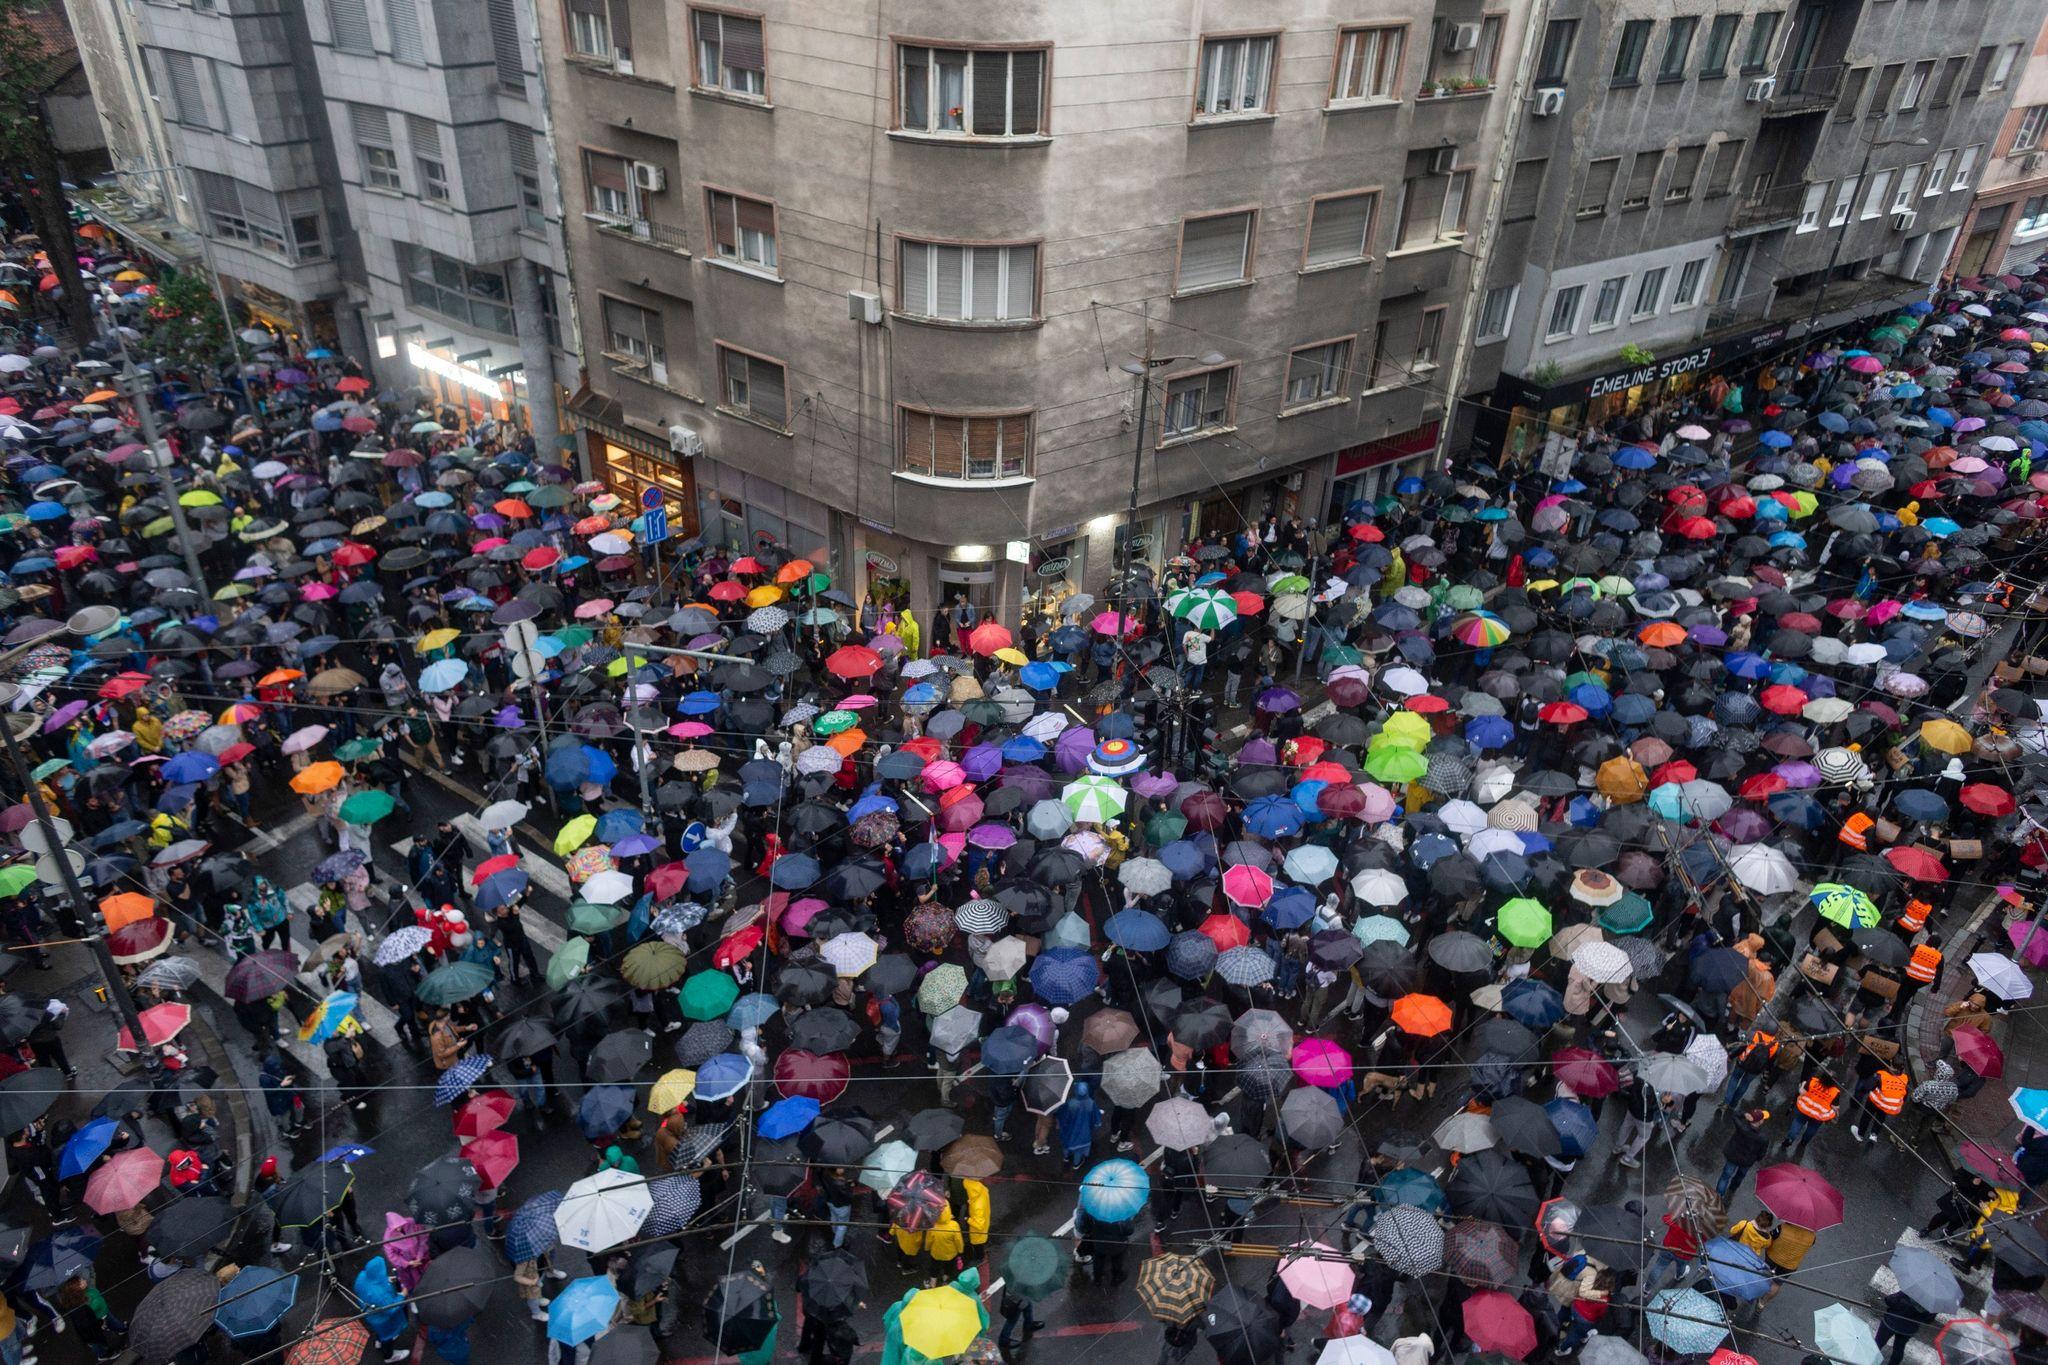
left=234, top=809, right=317, bottom=854
left=720, top=1215, right=764, bottom=1248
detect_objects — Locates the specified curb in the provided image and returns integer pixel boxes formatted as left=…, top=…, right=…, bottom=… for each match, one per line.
left=186, top=983, right=256, bottom=1208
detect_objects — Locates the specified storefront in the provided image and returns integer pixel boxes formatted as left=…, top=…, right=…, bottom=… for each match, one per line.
left=693, top=456, right=832, bottom=564
left=582, top=414, right=698, bottom=537
left=403, top=341, right=530, bottom=432
left=1023, top=526, right=1086, bottom=625
left=1325, top=422, right=1440, bottom=519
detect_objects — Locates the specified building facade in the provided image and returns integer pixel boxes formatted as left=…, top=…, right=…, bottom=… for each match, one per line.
left=68, top=0, right=577, bottom=438
left=541, top=0, right=1529, bottom=624
left=1454, top=0, right=2038, bottom=467
left=1950, top=7, right=2048, bottom=274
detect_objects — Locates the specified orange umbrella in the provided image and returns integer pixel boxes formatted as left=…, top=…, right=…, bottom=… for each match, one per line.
left=83, top=389, right=118, bottom=404
left=259, top=668, right=304, bottom=686
left=290, top=761, right=345, bottom=794
left=1636, top=621, right=1687, bottom=648
left=1391, top=993, right=1453, bottom=1036
left=825, top=727, right=866, bottom=757
left=494, top=498, right=534, bottom=519
left=775, top=559, right=815, bottom=585
left=98, top=892, right=154, bottom=931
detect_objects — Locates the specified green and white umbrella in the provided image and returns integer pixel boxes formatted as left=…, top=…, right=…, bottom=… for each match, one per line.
left=1062, top=775, right=1127, bottom=823
left=1166, top=587, right=1237, bottom=631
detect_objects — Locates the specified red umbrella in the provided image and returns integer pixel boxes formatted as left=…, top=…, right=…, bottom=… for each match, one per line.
left=1758, top=685, right=1808, bottom=715
left=465, top=1130, right=519, bottom=1189
left=965, top=622, right=1014, bottom=656
left=824, top=645, right=882, bottom=679
left=1199, top=912, right=1253, bottom=950
left=1961, top=783, right=2017, bottom=817
left=455, top=1089, right=516, bottom=1139
left=1538, top=701, right=1587, bottom=725
left=1180, top=791, right=1228, bottom=830
left=1958, top=1142, right=2027, bottom=1188
left=647, top=861, right=690, bottom=900
left=1952, top=1026, right=2006, bottom=1079
left=774, top=1049, right=851, bottom=1102
left=1936, top=1318, right=2014, bottom=1365
left=1885, top=846, right=1949, bottom=883
left=116, top=1003, right=189, bottom=1051
left=1462, top=1290, right=1536, bottom=1359
left=85, top=1148, right=164, bottom=1214
left=1549, top=1047, right=1621, bottom=1097
left=707, top=580, right=747, bottom=601
left=714, top=924, right=765, bottom=969
left=522, top=546, right=561, bottom=571
left=1753, top=1163, right=1844, bottom=1230
left=470, top=854, right=520, bottom=887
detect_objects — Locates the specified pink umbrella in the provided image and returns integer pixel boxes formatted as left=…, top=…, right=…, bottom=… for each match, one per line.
left=922, top=760, right=967, bottom=792
left=2008, top=920, right=2048, bottom=968
left=574, top=598, right=616, bottom=619
left=300, top=582, right=338, bottom=600
left=384, top=1213, right=430, bottom=1292
left=1845, top=355, right=1884, bottom=374
left=84, top=1148, right=163, bottom=1214
left=116, top=1002, right=191, bottom=1052
left=780, top=896, right=831, bottom=937
left=1222, top=863, right=1274, bottom=908
left=281, top=725, right=330, bottom=755
left=1290, top=1038, right=1352, bottom=1088
left=1278, top=1243, right=1355, bottom=1310
left=838, top=694, right=879, bottom=710
left=1356, top=783, right=1399, bottom=823
left=1090, top=611, right=1140, bottom=637
left=466, top=1130, right=519, bottom=1189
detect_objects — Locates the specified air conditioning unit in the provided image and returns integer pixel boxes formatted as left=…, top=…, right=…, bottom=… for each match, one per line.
left=668, top=423, right=705, bottom=456
left=2023, top=153, right=2044, bottom=176
left=1444, top=22, right=1481, bottom=52
left=848, top=289, right=883, bottom=324
left=631, top=161, right=665, bottom=193
left=1431, top=147, right=1459, bottom=174
left=1744, top=76, right=1777, bottom=102
left=1891, top=209, right=1918, bottom=230
left=612, top=47, right=634, bottom=75
left=1532, top=87, right=1566, bottom=116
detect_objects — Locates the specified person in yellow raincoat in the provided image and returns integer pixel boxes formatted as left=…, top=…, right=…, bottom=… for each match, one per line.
left=1378, top=547, right=1406, bottom=598
left=926, top=1200, right=964, bottom=1269
left=131, top=706, right=163, bottom=755
left=963, top=1179, right=990, bottom=1249
left=889, top=1218, right=925, bottom=1263
left=1963, top=1186, right=2021, bottom=1270
left=896, top=608, right=921, bottom=659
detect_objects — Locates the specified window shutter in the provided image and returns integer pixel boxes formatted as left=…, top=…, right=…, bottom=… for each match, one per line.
left=199, top=170, right=238, bottom=213
left=385, top=0, right=423, bottom=60
left=349, top=103, right=391, bottom=144
left=164, top=53, right=205, bottom=124
left=1010, top=50, right=1043, bottom=133
left=1705, top=139, right=1743, bottom=195
left=970, top=249, right=1000, bottom=317
left=1581, top=159, right=1618, bottom=210
left=933, top=244, right=965, bottom=317
left=240, top=185, right=281, bottom=228
left=967, top=416, right=999, bottom=473
left=1625, top=152, right=1661, bottom=203
left=587, top=154, right=627, bottom=193
left=1179, top=213, right=1248, bottom=289
left=1000, top=413, right=1030, bottom=473
left=328, top=0, right=372, bottom=52
left=709, top=195, right=737, bottom=251
left=721, top=15, right=764, bottom=70
left=932, top=415, right=964, bottom=478
left=1505, top=158, right=1546, bottom=220
left=510, top=128, right=537, bottom=174
left=1669, top=145, right=1704, bottom=194
left=751, top=359, right=786, bottom=424
left=487, top=0, right=524, bottom=89
left=736, top=196, right=774, bottom=237
left=901, top=408, right=934, bottom=473
left=1005, top=246, right=1036, bottom=318
left=971, top=51, right=1010, bottom=135
left=406, top=114, right=441, bottom=160
left=606, top=0, right=632, bottom=56
left=901, top=242, right=930, bottom=314
left=1306, top=195, right=1370, bottom=265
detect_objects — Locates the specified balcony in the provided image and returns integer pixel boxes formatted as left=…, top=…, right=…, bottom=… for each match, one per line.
left=1379, top=238, right=1460, bottom=297
left=1759, top=65, right=1844, bottom=117
left=589, top=214, right=691, bottom=256
left=1729, top=183, right=1807, bottom=232
left=1706, top=287, right=1777, bottom=333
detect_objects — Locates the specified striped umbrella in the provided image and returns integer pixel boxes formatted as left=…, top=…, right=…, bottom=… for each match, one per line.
left=1062, top=775, right=1127, bottom=823
left=1136, top=1254, right=1213, bottom=1324
left=1175, top=588, right=1238, bottom=631
left=1451, top=612, right=1512, bottom=647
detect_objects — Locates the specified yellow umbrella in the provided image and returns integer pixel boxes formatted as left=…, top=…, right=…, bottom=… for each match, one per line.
left=1920, top=718, right=1973, bottom=755
left=1378, top=711, right=1432, bottom=750
left=416, top=628, right=459, bottom=654
left=745, top=585, right=785, bottom=608
left=1594, top=756, right=1649, bottom=802
left=212, top=583, right=253, bottom=600
left=142, top=516, right=174, bottom=538
left=650, top=1069, right=697, bottom=1113
left=114, top=270, right=146, bottom=282
left=899, top=1286, right=983, bottom=1359
left=554, top=814, right=596, bottom=856
left=993, top=648, right=1028, bottom=666
left=177, top=490, right=221, bottom=507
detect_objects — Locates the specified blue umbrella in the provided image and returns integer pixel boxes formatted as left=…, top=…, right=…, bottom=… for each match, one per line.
left=1372, top=1168, right=1448, bottom=1213
left=1894, top=789, right=1950, bottom=824
left=577, top=1084, right=637, bottom=1139
left=1104, top=909, right=1170, bottom=952
left=686, top=849, right=732, bottom=892
left=1699, top=1238, right=1772, bottom=1302
left=580, top=746, right=617, bottom=786
left=1158, top=841, right=1207, bottom=880
left=506, top=1190, right=565, bottom=1263
left=980, top=1026, right=1043, bottom=1076
left=419, top=659, right=469, bottom=694
left=544, top=747, right=591, bottom=787
left=769, top=854, right=820, bottom=889
left=24, top=502, right=67, bottom=522
left=1646, top=1288, right=1728, bottom=1352
left=1543, top=1099, right=1598, bottom=1158
left=758, top=1096, right=820, bottom=1139
left=1464, top=715, right=1514, bottom=750
left=1723, top=652, right=1772, bottom=680
left=306, top=991, right=359, bottom=1044
left=215, top=1265, right=297, bottom=1339
left=678, top=690, right=722, bottom=714
left=728, top=993, right=779, bottom=1030
left=160, top=752, right=219, bottom=785
left=1029, top=947, right=1101, bottom=1005
left=58, top=1118, right=118, bottom=1179
left=1243, top=795, right=1305, bottom=839
left=1500, top=979, right=1563, bottom=1030
left=900, top=843, right=947, bottom=879
left=434, top=1052, right=493, bottom=1106
left=1758, top=430, right=1794, bottom=448
left=696, top=1053, right=754, bottom=1101
left=1614, top=446, right=1658, bottom=469
left=594, top=809, right=644, bottom=842
left=315, top=1144, right=376, bottom=1165
left=1077, top=1159, right=1150, bottom=1222
left=548, top=1277, right=623, bottom=1345
left=1262, top=886, right=1316, bottom=930
left=644, top=1174, right=702, bottom=1235
left=1019, top=662, right=1061, bottom=691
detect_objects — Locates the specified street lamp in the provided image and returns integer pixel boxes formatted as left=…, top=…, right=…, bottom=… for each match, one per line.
left=1804, top=127, right=1930, bottom=338
left=1116, top=333, right=1226, bottom=634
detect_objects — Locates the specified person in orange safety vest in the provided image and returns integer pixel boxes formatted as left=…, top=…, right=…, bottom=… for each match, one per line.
left=1784, top=1075, right=1839, bottom=1157
left=1851, top=1067, right=1911, bottom=1143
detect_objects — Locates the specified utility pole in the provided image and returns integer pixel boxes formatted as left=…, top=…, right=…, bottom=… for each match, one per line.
left=1118, top=333, right=1225, bottom=644
left=117, top=352, right=213, bottom=598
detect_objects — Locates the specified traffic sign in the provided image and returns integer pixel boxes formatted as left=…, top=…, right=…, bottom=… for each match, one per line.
left=643, top=506, right=669, bottom=545
left=642, top=486, right=664, bottom=510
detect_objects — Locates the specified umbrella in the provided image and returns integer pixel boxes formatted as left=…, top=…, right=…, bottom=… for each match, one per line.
left=1078, top=1158, right=1150, bottom=1221
left=556, top=1168, right=654, bottom=1252
left=1279, top=1244, right=1357, bottom=1310
left=1890, top=1245, right=1962, bottom=1313
left=215, top=1265, right=297, bottom=1340
left=705, top=1271, right=778, bottom=1354
left=414, top=1244, right=496, bottom=1327
left=1370, top=1206, right=1445, bottom=1277
left=1647, top=1288, right=1728, bottom=1352
left=1448, top=1149, right=1538, bottom=1225
left=1136, top=1254, right=1214, bottom=1324
left=1462, top=1290, right=1536, bottom=1359
left=799, top=1249, right=870, bottom=1318
left=1815, top=1304, right=1882, bottom=1365
left=548, top=1277, right=624, bottom=1346
left=131, top=1268, right=218, bottom=1363
left=1754, top=1163, right=1844, bottom=1229
left=901, top=1285, right=984, bottom=1359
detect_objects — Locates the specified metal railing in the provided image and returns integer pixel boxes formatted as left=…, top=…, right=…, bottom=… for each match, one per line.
left=1729, top=181, right=1809, bottom=229
left=1761, top=63, right=1845, bottom=115
left=593, top=215, right=691, bottom=253
left=1706, top=286, right=1778, bottom=332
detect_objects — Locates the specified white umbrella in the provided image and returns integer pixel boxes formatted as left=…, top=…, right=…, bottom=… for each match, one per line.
left=1317, top=1335, right=1396, bottom=1365
left=1682, top=1034, right=1729, bottom=1089
left=581, top=870, right=635, bottom=905
left=1351, top=868, right=1408, bottom=906
left=478, top=800, right=530, bottom=831
left=982, top=936, right=1028, bottom=979
left=1284, top=846, right=1339, bottom=885
left=1432, top=1111, right=1495, bottom=1154
left=554, top=1169, right=653, bottom=1252
left=860, top=1139, right=916, bottom=1195
left=819, top=932, right=879, bottom=977
left=1437, top=799, right=1488, bottom=836
left=1119, top=859, right=1173, bottom=896
left=1969, top=952, right=2034, bottom=1000
left=1380, top=667, right=1429, bottom=697
left=1727, top=844, right=1799, bottom=895
left=1466, top=828, right=1524, bottom=859
left=1572, top=941, right=1634, bottom=985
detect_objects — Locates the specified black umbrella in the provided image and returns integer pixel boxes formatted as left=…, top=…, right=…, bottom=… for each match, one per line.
left=1447, top=1148, right=1539, bottom=1226
left=0, top=1068, right=59, bottom=1134
left=906, top=1108, right=966, bottom=1152
left=147, top=1197, right=233, bottom=1260
left=1206, top=1285, right=1283, bottom=1365
left=415, top=1245, right=497, bottom=1327
left=130, top=1268, right=217, bottom=1364
left=586, top=1031, right=654, bottom=1083
left=1486, top=1096, right=1561, bottom=1156
left=797, top=1248, right=868, bottom=1319
left=1204, top=1133, right=1272, bottom=1193
left=1574, top=1201, right=1656, bottom=1271
left=789, top=1008, right=862, bottom=1054
left=705, top=1269, right=779, bottom=1353
left=800, top=1115, right=876, bottom=1166
left=496, top=1018, right=558, bottom=1059
left=405, top=1154, right=481, bottom=1227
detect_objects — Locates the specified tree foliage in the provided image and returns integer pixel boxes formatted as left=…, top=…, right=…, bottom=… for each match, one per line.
left=144, top=271, right=229, bottom=371
left=0, top=0, right=92, bottom=340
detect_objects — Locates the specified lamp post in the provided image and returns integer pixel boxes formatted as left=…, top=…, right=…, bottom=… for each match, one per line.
left=1117, top=330, right=1226, bottom=639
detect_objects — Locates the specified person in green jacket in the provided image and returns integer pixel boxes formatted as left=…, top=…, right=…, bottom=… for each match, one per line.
left=881, top=1268, right=988, bottom=1365
left=600, top=1144, right=640, bottom=1174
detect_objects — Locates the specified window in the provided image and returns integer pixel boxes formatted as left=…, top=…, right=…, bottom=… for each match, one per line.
left=1925, top=150, right=1952, bottom=194
left=1622, top=149, right=1662, bottom=209
left=1672, top=258, right=1707, bottom=308
left=386, top=0, right=424, bottom=63
left=1933, top=55, right=1965, bottom=106
left=1535, top=19, right=1576, bottom=83
left=1303, top=192, right=1376, bottom=268
left=900, top=43, right=1046, bottom=135
left=1968, top=45, right=1997, bottom=95
left=398, top=244, right=514, bottom=334
left=1284, top=339, right=1351, bottom=407
left=1893, top=164, right=1923, bottom=211
left=1475, top=15, right=1504, bottom=80
left=1988, top=42, right=2020, bottom=91
left=1952, top=144, right=1980, bottom=189
left=512, top=131, right=546, bottom=231
left=160, top=51, right=216, bottom=129
left=327, top=0, right=371, bottom=53
left=194, top=171, right=301, bottom=257
left=1700, top=15, right=1739, bottom=76
left=694, top=9, right=764, bottom=96
left=1798, top=181, right=1827, bottom=231
left=1828, top=174, right=1861, bottom=226
left=1900, top=60, right=1933, bottom=111
left=1590, top=275, right=1626, bottom=327
left=1658, top=18, right=1697, bottom=80
left=706, top=189, right=777, bottom=273
left=569, top=3, right=611, bottom=59
left=1862, top=168, right=1893, bottom=219
left=1196, top=34, right=1275, bottom=116
left=1394, top=168, right=1449, bottom=248
left=1175, top=210, right=1254, bottom=291
left=717, top=345, right=788, bottom=427
left=408, top=115, right=448, bottom=203
left=487, top=0, right=525, bottom=93
left=1869, top=64, right=1902, bottom=114
left=603, top=298, right=669, bottom=385
left=1440, top=170, right=1470, bottom=236
left=1545, top=285, right=1584, bottom=340
left=2017, top=195, right=2048, bottom=238
left=1631, top=268, right=1667, bottom=318
left=351, top=104, right=401, bottom=191
left=1415, top=308, right=1444, bottom=368
left=1835, top=67, right=1868, bottom=119
left=1740, top=12, right=1779, bottom=71
left=1667, top=144, right=1705, bottom=201
left=2016, top=107, right=2048, bottom=155
left=898, top=409, right=1031, bottom=480
left=1475, top=285, right=1517, bottom=342
left=1704, top=139, right=1743, bottom=196
left=291, top=207, right=325, bottom=259
left=416, top=157, right=448, bottom=201
left=1578, top=157, right=1618, bottom=216
left=583, top=152, right=634, bottom=218
left=1333, top=25, right=1404, bottom=102
left=898, top=240, right=1037, bottom=321
left=1504, top=158, right=1545, bottom=221
left=1161, top=366, right=1235, bottom=439
left=1611, top=20, right=1652, bottom=83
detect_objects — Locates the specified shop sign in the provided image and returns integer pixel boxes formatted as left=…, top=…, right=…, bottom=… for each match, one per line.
left=1036, top=556, right=1071, bottom=579
left=1502, top=322, right=1791, bottom=410
left=406, top=342, right=507, bottom=399
left=865, top=551, right=899, bottom=574
left=1586, top=345, right=1716, bottom=398
left=1127, top=533, right=1154, bottom=553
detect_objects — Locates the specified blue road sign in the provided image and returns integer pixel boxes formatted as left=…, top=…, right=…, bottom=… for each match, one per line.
left=643, top=506, right=669, bottom=545
left=642, top=486, right=665, bottom=510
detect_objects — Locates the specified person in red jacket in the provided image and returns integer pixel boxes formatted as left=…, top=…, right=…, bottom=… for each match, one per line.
left=1641, top=1211, right=1704, bottom=1298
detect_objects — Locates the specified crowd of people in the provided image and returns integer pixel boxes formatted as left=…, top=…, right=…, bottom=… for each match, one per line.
left=0, top=221, right=2044, bottom=1365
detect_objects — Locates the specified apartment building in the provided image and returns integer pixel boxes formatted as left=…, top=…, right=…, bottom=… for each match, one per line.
left=1952, top=8, right=2048, bottom=273
left=542, top=0, right=1528, bottom=623
left=1456, top=0, right=2036, bottom=466
left=69, top=0, right=576, bottom=437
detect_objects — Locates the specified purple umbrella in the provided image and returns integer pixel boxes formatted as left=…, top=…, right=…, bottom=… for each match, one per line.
left=471, top=512, right=508, bottom=531
left=1239, top=737, right=1278, bottom=765
left=612, top=833, right=661, bottom=858
left=43, top=700, right=88, bottom=732
left=1133, top=772, right=1180, bottom=799
left=1055, top=726, right=1096, bottom=774
left=960, top=744, right=1004, bottom=783
left=967, top=824, right=1017, bottom=849
left=275, top=367, right=310, bottom=385
left=1257, top=687, right=1303, bottom=713
left=687, top=634, right=724, bottom=651
left=1006, top=1003, right=1055, bottom=1050
left=493, top=706, right=525, bottom=728
left=999, top=765, right=1054, bottom=802
left=1773, top=762, right=1821, bottom=789
left=1714, top=808, right=1772, bottom=841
